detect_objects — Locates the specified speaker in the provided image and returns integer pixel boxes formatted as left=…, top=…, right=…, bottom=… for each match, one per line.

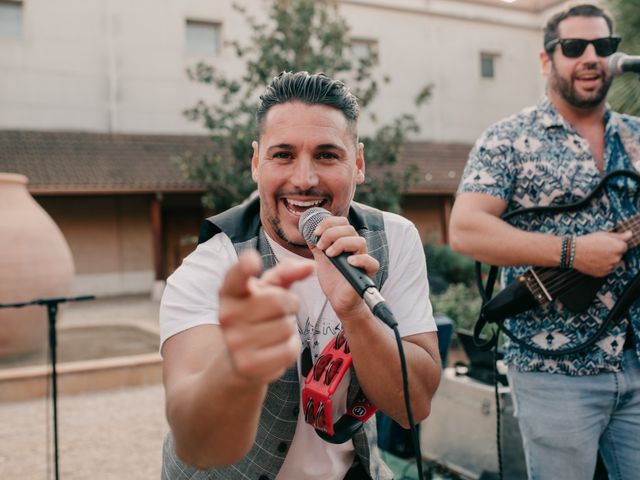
left=420, top=368, right=527, bottom=479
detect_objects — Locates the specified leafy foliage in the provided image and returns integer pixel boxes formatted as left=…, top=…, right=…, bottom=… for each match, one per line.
left=177, top=0, right=430, bottom=212
left=425, top=242, right=487, bottom=332
left=425, top=243, right=478, bottom=291
left=607, top=0, right=640, bottom=116
left=430, top=283, right=483, bottom=333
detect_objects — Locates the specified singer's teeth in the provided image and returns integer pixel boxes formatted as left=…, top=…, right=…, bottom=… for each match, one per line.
left=283, top=198, right=325, bottom=215
left=288, top=199, right=323, bottom=207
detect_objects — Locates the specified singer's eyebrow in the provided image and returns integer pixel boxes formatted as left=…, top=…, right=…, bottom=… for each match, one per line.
left=266, top=144, right=295, bottom=153
left=265, top=143, right=348, bottom=154
left=316, top=143, right=347, bottom=154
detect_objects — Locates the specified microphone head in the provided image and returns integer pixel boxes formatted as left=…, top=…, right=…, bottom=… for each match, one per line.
left=607, top=52, right=626, bottom=77
left=298, top=207, right=331, bottom=246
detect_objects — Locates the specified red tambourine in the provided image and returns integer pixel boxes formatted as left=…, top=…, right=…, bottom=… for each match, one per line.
left=301, top=330, right=377, bottom=444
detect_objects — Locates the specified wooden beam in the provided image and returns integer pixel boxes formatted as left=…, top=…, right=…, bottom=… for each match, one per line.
left=150, top=194, right=163, bottom=280
left=440, top=195, right=453, bottom=245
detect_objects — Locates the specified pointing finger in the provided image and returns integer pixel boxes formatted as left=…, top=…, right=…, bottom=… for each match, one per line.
left=260, top=259, right=315, bottom=289
left=219, top=249, right=263, bottom=298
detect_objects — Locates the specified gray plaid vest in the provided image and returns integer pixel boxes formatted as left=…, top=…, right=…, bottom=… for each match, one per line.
left=162, top=197, right=394, bottom=480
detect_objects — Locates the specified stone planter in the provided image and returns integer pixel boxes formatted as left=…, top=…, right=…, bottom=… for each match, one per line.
left=0, top=173, right=75, bottom=357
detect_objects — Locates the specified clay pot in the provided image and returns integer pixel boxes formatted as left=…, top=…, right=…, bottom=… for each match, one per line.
left=0, top=173, right=75, bottom=357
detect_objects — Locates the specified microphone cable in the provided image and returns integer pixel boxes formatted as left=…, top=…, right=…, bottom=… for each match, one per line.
left=45, top=340, right=53, bottom=480
left=299, top=207, right=425, bottom=477
left=375, top=308, right=425, bottom=480
left=493, top=339, right=504, bottom=480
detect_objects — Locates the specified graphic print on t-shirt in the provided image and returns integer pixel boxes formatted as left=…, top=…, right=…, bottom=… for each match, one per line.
left=298, top=310, right=342, bottom=360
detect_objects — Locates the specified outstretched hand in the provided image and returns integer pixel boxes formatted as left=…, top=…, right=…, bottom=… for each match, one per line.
left=219, top=250, right=314, bottom=384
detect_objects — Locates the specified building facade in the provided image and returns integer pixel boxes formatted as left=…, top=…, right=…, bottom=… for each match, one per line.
left=0, top=0, right=569, bottom=296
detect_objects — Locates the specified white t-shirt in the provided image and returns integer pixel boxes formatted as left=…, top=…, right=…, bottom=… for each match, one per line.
left=159, top=210, right=436, bottom=480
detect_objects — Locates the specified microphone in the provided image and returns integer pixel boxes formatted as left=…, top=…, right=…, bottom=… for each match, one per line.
left=608, top=52, right=640, bottom=76
left=299, top=207, right=397, bottom=328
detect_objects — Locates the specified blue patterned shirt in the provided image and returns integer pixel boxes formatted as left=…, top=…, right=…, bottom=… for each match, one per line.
left=459, top=96, right=640, bottom=375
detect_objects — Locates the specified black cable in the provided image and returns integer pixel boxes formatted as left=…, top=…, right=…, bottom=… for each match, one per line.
left=373, top=302, right=426, bottom=478
left=391, top=324, right=425, bottom=480
left=0, top=295, right=95, bottom=480
left=45, top=329, right=52, bottom=480
left=473, top=169, right=640, bottom=356
left=493, top=342, right=503, bottom=480
left=46, top=302, right=61, bottom=480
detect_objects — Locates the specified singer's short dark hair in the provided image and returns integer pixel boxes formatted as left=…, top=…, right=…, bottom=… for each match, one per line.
left=544, top=4, right=614, bottom=54
left=256, top=71, right=359, bottom=140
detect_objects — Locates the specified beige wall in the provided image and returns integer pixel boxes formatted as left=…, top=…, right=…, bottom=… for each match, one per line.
left=36, top=195, right=154, bottom=297
left=2, top=0, right=577, bottom=295
left=0, top=0, right=571, bottom=142
left=340, top=1, right=549, bottom=142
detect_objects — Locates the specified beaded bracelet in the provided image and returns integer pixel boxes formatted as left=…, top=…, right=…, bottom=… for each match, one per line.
left=567, top=234, right=577, bottom=269
left=560, top=235, right=570, bottom=268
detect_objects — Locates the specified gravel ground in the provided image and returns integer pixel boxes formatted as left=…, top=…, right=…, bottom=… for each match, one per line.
left=0, top=295, right=458, bottom=480
left=0, top=384, right=168, bottom=480
left=1, top=295, right=166, bottom=479
left=0, top=383, right=457, bottom=480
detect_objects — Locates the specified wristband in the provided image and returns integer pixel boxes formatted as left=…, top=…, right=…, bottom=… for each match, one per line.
left=560, top=235, right=570, bottom=268
left=568, top=234, right=577, bottom=269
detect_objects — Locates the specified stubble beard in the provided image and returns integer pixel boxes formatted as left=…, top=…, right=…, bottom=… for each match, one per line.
left=268, top=213, right=308, bottom=250
left=263, top=188, right=334, bottom=252
left=550, top=62, right=612, bottom=109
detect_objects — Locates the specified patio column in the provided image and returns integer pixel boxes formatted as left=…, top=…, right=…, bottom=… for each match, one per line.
left=440, top=195, right=453, bottom=245
left=150, top=193, right=163, bottom=280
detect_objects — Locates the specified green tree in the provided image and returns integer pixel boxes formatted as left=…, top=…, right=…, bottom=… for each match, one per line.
left=607, top=0, right=640, bottom=115
left=425, top=243, right=478, bottom=291
left=430, top=283, right=483, bottom=332
left=177, top=0, right=430, bottom=212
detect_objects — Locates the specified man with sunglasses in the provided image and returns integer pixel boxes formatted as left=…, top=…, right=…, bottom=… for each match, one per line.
left=159, top=71, right=441, bottom=479
left=449, top=3, right=640, bottom=479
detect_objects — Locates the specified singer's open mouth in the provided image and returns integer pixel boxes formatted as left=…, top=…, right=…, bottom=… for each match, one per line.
left=282, top=198, right=328, bottom=216
left=575, top=73, right=600, bottom=82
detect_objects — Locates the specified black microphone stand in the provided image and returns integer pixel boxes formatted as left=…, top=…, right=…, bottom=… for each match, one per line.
left=0, top=295, right=95, bottom=480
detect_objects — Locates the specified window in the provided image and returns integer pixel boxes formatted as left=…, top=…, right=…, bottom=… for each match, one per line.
left=351, top=39, right=377, bottom=67
left=0, top=1, right=22, bottom=39
left=480, top=53, right=498, bottom=79
left=185, top=20, right=220, bottom=56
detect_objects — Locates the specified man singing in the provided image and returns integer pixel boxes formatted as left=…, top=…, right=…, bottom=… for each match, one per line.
left=450, top=4, right=640, bottom=479
left=160, top=71, right=441, bottom=479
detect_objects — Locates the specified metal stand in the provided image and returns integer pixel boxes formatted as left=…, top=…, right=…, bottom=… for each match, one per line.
left=0, top=295, right=95, bottom=480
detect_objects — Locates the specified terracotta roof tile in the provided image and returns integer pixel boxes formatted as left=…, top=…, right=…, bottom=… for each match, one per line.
left=0, top=130, right=472, bottom=196
left=392, top=141, right=472, bottom=195
left=0, top=130, right=211, bottom=194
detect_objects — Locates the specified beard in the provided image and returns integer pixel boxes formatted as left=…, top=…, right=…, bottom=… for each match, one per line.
left=549, top=61, right=613, bottom=109
left=260, top=187, right=331, bottom=252
left=266, top=213, right=307, bottom=250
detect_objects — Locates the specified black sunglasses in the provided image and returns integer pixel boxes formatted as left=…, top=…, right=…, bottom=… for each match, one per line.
left=545, top=37, right=621, bottom=58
